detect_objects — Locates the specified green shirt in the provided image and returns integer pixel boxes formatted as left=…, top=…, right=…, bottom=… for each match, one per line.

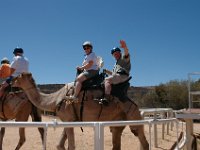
left=112, top=54, right=131, bottom=75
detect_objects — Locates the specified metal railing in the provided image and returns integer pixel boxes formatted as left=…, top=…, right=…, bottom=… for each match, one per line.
left=0, top=118, right=180, bottom=150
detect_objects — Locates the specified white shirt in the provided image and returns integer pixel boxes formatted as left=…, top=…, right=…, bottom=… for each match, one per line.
left=82, top=52, right=98, bottom=71
left=10, top=55, right=29, bottom=77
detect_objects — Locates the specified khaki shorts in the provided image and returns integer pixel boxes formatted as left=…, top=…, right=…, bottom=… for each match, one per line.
left=105, top=73, right=129, bottom=84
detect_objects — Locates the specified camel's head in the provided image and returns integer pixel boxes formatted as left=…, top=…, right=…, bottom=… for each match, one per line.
left=13, top=72, right=36, bottom=89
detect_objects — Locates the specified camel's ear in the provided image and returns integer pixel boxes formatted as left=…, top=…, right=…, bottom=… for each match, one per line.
left=27, top=72, right=32, bottom=78
left=21, top=72, right=26, bottom=76
left=20, top=72, right=32, bottom=78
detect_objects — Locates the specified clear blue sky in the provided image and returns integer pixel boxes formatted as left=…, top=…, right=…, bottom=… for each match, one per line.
left=0, top=0, right=200, bottom=86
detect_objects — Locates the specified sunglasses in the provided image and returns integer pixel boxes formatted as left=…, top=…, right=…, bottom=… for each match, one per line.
left=83, top=46, right=91, bottom=50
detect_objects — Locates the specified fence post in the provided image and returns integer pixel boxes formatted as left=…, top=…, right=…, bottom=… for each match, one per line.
left=42, top=123, right=48, bottom=150
left=94, top=122, right=104, bottom=150
left=153, top=112, right=158, bottom=148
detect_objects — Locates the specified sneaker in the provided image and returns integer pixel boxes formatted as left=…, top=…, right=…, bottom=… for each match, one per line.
left=99, top=94, right=110, bottom=105
left=99, top=98, right=109, bottom=105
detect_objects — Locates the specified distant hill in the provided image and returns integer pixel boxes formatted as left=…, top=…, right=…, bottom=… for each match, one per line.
left=38, top=84, right=153, bottom=99
left=38, top=84, right=65, bottom=94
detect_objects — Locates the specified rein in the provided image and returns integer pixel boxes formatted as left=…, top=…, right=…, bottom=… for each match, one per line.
left=80, top=90, right=86, bottom=122
left=1, top=93, right=8, bottom=119
left=65, top=84, right=72, bottom=96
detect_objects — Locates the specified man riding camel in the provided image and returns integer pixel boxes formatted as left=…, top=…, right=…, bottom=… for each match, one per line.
left=0, top=48, right=29, bottom=99
left=103, top=40, right=131, bottom=101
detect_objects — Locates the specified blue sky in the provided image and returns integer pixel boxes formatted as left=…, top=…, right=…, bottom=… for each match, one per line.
left=0, top=0, right=200, bottom=86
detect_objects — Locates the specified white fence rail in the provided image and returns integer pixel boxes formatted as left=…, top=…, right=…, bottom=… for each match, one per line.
left=0, top=118, right=179, bottom=150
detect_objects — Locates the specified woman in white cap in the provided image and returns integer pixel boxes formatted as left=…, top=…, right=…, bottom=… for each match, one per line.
left=69, top=41, right=99, bottom=100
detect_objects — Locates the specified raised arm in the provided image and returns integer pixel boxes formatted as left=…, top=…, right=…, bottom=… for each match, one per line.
left=120, top=40, right=129, bottom=57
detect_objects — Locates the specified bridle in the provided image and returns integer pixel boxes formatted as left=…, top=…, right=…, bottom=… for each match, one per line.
left=23, top=86, right=36, bottom=91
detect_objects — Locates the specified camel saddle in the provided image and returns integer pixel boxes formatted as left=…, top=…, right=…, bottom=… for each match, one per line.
left=0, top=85, right=22, bottom=99
left=81, top=72, right=132, bottom=102
left=0, top=85, right=23, bottom=115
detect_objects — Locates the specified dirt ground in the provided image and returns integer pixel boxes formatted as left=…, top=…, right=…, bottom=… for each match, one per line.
left=1, top=115, right=200, bottom=150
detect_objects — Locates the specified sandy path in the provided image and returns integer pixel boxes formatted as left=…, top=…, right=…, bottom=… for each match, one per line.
left=2, top=115, right=199, bottom=150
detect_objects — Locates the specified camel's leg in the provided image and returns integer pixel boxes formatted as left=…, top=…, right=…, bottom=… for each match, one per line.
left=110, top=126, right=125, bottom=150
left=15, top=127, right=26, bottom=150
left=0, top=127, right=5, bottom=150
left=57, top=128, right=68, bottom=150
left=57, top=128, right=75, bottom=150
left=124, top=101, right=149, bottom=150
left=15, top=105, right=31, bottom=150
left=129, top=125, right=149, bottom=150
left=30, top=105, right=44, bottom=144
left=38, top=127, right=45, bottom=144
left=66, top=128, right=75, bottom=150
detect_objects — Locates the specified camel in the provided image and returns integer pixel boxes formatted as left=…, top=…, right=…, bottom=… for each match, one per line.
left=13, top=72, right=149, bottom=150
left=0, top=88, right=44, bottom=150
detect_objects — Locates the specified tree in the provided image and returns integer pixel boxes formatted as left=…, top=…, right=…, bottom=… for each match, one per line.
left=139, top=80, right=188, bottom=110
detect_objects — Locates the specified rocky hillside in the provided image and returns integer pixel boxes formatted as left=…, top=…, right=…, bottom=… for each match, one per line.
left=38, top=84, right=65, bottom=94
left=37, top=84, right=153, bottom=98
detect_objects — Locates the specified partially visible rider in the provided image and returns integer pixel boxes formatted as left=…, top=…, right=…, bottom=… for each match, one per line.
left=0, top=57, right=11, bottom=84
left=69, top=41, right=99, bottom=101
left=0, top=48, right=29, bottom=98
left=103, top=40, right=131, bottom=101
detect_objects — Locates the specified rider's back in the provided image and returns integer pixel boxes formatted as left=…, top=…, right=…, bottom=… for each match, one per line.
left=0, top=64, right=11, bottom=79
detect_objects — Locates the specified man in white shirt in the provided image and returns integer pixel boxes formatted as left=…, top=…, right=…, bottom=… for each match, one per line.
left=0, top=48, right=29, bottom=98
left=10, top=48, right=29, bottom=77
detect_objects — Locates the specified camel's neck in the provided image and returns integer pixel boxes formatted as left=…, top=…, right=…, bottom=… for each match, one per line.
left=23, top=84, right=57, bottom=112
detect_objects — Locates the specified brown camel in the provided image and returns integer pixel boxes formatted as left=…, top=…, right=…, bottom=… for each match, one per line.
left=13, top=72, right=149, bottom=150
left=0, top=88, right=44, bottom=150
